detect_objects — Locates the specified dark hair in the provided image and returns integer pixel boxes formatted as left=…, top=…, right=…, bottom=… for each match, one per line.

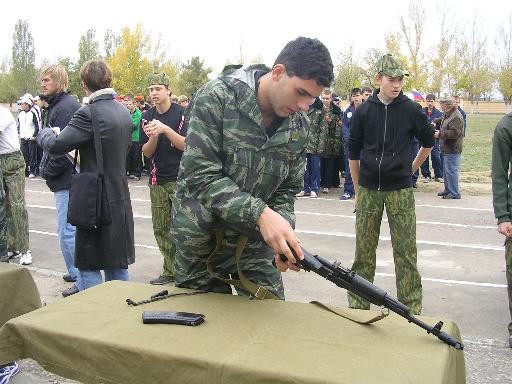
left=273, top=37, right=333, bottom=87
left=80, top=59, right=113, bottom=92
left=351, top=87, right=362, bottom=96
left=361, top=86, right=373, bottom=93
left=426, top=93, right=435, bottom=101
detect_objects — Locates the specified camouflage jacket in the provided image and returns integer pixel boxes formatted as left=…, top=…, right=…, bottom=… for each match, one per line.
left=305, top=103, right=342, bottom=157
left=172, top=65, right=309, bottom=239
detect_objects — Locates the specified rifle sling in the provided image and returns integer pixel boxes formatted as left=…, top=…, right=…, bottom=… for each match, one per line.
left=206, top=230, right=279, bottom=300
left=310, top=301, right=389, bottom=324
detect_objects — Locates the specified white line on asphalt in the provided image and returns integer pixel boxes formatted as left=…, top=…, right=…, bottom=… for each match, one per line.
left=297, top=196, right=493, bottom=212
left=295, top=211, right=495, bottom=229
left=27, top=229, right=505, bottom=289
left=27, top=205, right=501, bottom=250
left=295, top=229, right=504, bottom=251
left=376, top=272, right=507, bottom=288
left=29, top=229, right=158, bottom=250
left=26, top=189, right=53, bottom=194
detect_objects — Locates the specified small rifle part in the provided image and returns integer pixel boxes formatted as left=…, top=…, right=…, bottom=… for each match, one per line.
left=126, top=290, right=208, bottom=307
left=276, top=248, right=464, bottom=350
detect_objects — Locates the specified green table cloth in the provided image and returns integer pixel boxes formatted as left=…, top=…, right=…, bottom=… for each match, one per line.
left=0, top=262, right=41, bottom=327
left=0, top=280, right=465, bottom=384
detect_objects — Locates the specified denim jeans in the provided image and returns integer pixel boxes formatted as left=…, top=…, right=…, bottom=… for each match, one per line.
left=79, top=269, right=129, bottom=290
left=54, top=190, right=80, bottom=282
left=303, top=154, right=321, bottom=193
left=342, top=143, right=354, bottom=196
left=430, top=141, right=443, bottom=179
left=442, top=153, right=461, bottom=198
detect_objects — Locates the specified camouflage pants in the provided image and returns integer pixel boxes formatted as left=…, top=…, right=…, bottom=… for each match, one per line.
left=0, top=151, right=29, bottom=253
left=149, top=181, right=176, bottom=278
left=506, top=240, right=512, bottom=336
left=348, top=186, right=423, bottom=314
left=174, top=229, right=285, bottom=299
left=0, top=169, right=6, bottom=258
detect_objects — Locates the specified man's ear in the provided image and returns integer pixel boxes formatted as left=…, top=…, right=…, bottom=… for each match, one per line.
left=374, top=73, right=382, bottom=85
left=271, top=64, right=287, bottom=82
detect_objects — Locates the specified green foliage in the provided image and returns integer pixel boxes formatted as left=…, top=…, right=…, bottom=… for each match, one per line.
left=178, top=56, right=212, bottom=97
left=333, top=46, right=364, bottom=100
left=498, top=66, right=512, bottom=104
left=107, top=24, right=153, bottom=96
left=11, top=19, right=38, bottom=97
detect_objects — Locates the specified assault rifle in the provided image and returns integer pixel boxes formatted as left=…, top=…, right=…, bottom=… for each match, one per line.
left=275, top=247, right=464, bottom=350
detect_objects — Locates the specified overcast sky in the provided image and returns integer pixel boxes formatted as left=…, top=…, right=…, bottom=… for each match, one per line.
left=2, top=0, right=511, bottom=76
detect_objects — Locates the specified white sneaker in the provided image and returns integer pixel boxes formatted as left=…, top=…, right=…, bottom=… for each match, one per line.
left=310, top=191, right=318, bottom=198
left=28, top=173, right=36, bottom=178
left=295, top=190, right=306, bottom=197
left=322, top=188, right=329, bottom=194
left=20, top=250, right=32, bottom=265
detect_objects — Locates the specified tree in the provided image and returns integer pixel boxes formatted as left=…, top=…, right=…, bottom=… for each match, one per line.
left=496, top=14, right=512, bottom=105
left=11, top=19, right=37, bottom=98
left=398, top=0, right=427, bottom=91
left=383, top=33, right=411, bottom=91
left=104, top=29, right=120, bottom=59
left=360, top=47, right=384, bottom=87
left=158, top=59, right=182, bottom=96
left=456, top=13, right=494, bottom=106
left=178, top=56, right=212, bottom=97
left=428, top=8, right=455, bottom=97
left=333, top=45, right=364, bottom=100
left=107, top=24, right=153, bottom=95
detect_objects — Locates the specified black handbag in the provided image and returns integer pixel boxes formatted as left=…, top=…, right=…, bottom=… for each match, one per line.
left=67, top=103, right=112, bottom=230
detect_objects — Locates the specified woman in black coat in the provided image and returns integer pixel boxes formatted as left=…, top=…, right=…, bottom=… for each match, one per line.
left=37, top=59, right=135, bottom=291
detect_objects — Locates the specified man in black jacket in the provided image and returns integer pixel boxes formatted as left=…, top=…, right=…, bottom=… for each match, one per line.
left=347, top=54, right=434, bottom=315
left=40, top=64, right=81, bottom=296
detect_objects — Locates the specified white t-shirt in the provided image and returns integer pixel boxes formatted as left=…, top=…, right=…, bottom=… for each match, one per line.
left=0, top=106, right=21, bottom=154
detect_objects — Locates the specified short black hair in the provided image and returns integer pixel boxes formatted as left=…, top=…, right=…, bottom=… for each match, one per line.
left=361, top=86, right=373, bottom=93
left=351, top=87, right=362, bottom=96
left=426, top=93, right=435, bottom=101
left=273, top=37, right=334, bottom=88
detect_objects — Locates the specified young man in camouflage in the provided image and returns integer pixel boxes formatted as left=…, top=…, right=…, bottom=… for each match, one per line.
left=172, top=37, right=334, bottom=299
left=347, top=54, right=434, bottom=314
left=0, top=102, right=31, bottom=265
left=141, top=74, right=186, bottom=285
left=491, top=112, right=512, bottom=348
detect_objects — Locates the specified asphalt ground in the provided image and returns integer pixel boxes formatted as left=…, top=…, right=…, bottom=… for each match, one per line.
left=6, top=177, right=512, bottom=384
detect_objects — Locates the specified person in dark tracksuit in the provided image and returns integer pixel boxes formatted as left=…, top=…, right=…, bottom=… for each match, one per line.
left=347, top=54, right=434, bottom=315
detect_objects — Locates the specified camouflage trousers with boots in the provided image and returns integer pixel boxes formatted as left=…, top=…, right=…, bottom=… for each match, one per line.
left=348, top=186, right=423, bottom=314
left=149, top=181, right=177, bottom=278
left=0, top=151, right=29, bottom=254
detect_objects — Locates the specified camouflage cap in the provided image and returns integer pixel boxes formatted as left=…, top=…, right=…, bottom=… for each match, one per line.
left=375, top=54, right=409, bottom=77
left=438, top=96, right=455, bottom=107
left=147, top=73, right=170, bottom=86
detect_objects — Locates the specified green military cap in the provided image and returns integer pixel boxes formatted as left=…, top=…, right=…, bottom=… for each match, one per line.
left=148, top=73, right=170, bottom=86
left=375, top=54, right=409, bottom=77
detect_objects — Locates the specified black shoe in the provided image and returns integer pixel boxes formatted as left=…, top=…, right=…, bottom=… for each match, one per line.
left=62, top=285, right=79, bottom=297
left=412, top=183, right=417, bottom=188
left=443, top=194, right=461, bottom=199
left=509, top=335, right=512, bottom=348
left=62, top=274, right=77, bottom=283
left=150, top=275, right=175, bottom=285
left=0, top=253, right=10, bottom=262
left=437, top=192, right=447, bottom=196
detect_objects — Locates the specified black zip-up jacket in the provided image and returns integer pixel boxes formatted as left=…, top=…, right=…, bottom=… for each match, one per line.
left=43, top=92, right=80, bottom=192
left=348, top=90, right=434, bottom=191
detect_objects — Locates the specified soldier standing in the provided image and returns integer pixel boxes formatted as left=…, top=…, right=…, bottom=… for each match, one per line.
left=172, top=37, right=334, bottom=298
left=347, top=54, right=434, bottom=314
left=141, top=74, right=186, bottom=285
left=491, top=112, right=512, bottom=348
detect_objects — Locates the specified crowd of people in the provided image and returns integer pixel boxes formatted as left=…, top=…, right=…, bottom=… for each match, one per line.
left=0, top=36, right=510, bottom=384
